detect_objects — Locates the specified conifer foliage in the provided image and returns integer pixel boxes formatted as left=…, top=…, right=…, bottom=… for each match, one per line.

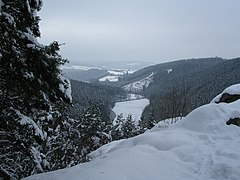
left=111, top=114, right=140, bottom=140
left=78, top=106, right=110, bottom=161
left=0, top=0, right=71, bottom=179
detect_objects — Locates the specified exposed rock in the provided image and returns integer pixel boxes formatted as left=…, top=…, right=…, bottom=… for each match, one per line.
left=216, top=93, right=240, bottom=103
left=226, top=117, right=240, bottom=126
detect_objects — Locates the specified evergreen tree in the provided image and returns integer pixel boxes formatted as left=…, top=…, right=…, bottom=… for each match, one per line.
left=145, top=111, right=157, bottom=129
left=138, top=111, right=157, bottom=133
left=78, top=106, right=110, bottom=161
left=43, top=105, right=82, bottom=171
left=111, top=113, right=125, bottom=140
left=111, top=114, right=140, bottom=140
left=121, top=115, right=138, bottom=139
left=0, top=0, right=71, bottom=179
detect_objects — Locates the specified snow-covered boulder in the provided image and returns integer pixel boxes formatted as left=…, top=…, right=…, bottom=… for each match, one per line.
left=24, top=84, right=240, bottom=180
left=211, top=83, right=240, bottom=104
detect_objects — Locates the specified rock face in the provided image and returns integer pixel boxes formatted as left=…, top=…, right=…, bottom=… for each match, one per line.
left=210, top=84, right=240, bottom=127
left=217, top=93, right=240, bottom=104
left=211, top=84, right=240, bottom=103
left=226, top=117, right=240, bottom=127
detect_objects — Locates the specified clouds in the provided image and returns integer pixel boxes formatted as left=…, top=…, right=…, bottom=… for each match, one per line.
left=39, top=0, right=240, bottom=64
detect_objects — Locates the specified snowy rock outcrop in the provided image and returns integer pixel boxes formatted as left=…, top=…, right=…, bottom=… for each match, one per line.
left=25, top=84, right=240, bottom=180
left=211, top=83, right=240, bottom=104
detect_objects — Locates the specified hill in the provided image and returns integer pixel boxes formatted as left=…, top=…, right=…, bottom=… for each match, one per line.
left=67, top=80, right=126, bottom=122
left=63, top=68, right=109, bottom=82
left=107, top=57, right=240, bottom=121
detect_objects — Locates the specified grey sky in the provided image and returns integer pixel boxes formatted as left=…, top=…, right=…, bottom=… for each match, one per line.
left=39, top=0, right=240, bottom=65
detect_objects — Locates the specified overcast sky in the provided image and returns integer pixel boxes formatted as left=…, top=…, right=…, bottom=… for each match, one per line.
left=39, top=0, right=240, bottom=65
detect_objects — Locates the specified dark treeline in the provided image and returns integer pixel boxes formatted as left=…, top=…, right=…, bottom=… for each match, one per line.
left=68, top=80, right=126, bottom=122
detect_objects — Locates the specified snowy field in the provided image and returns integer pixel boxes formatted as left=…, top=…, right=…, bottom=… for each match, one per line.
left=24, top=84, right=240, bottom=180
left=112, top=98, right=149, bottom=124
left=61, top=65, right=102, bottom=70
left=99, top=75, right=119, bottom=82
left=99, top=69, right=136, bottom=82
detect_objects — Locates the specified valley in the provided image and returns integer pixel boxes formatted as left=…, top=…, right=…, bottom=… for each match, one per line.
left=63, top=57, right=240, bottom=124
left=2, top=1, right=239, bottom=179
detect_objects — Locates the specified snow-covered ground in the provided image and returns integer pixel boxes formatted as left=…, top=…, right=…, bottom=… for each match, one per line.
left=112, top=97, right=149, bottom=124
left=24, top=84, right=240, bottom=180
left=125, top=93, right=144, bottom=100
left=123, top=72, right=154, bottom=92
left=99, top=75, right=119, bottom=82
left=150, top=116, right=183, bottom=131
left=61, top=64, right=139, bottom=83
left=99, top=69, right=136, bottom=82
left=107, top=70, right=125, bottom=75
left=61, top=65, right=102, bottom=71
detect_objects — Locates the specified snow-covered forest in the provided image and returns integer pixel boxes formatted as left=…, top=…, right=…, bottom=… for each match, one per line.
left=0, top=1, right=240, bottom=180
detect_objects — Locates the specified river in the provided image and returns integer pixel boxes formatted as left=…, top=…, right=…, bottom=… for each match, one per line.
left=112, top=94, right=149, bottom=124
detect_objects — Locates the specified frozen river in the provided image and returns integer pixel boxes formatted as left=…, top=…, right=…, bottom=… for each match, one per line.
left=112, top=95, right=149, bottom=124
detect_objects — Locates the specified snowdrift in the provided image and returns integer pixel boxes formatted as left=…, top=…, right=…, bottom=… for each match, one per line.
left=24, top=84, right=240, bottom=180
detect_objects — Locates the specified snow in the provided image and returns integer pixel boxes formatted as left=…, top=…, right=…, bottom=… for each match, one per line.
left=150, top=117, right=183, bottom=132
left=99, top=70, right=135, bottom=82
left=211, top=83, right=240, bottom=103
left=26, top=0, right=31, bottom=14
left=108, top=70, right=125, bottom=75
left=125, top=93, right=144, bottom=100
left=123, top=72, right=154, bottom=92
left=16, top=110, right=45, bottom=140
left=2, top=12, right=15, bottom=26
left=99, top=75, right=119, bottom=82
left=58, top=75, right=72, bottom=103
left=23, top=71, right=34, bottom=79
left=112, top=97, right=149, bottom=124
left=166, top=68, right=173, bottom=74
left=21, top=32, right=44, bottom=48
left=61, top=65, right=102, bottom=71
left=30, top=147, right=44, bottom=172
left=24, top=84, right=240, bottom=180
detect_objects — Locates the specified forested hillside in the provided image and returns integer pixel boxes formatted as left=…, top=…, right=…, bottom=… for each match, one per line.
left=111, top=57, right=240, bottom=121
left=63, top=68, right=108, bottom=82
left=144, top=58, right=240, bottom=121
left=67, top=80, right=126, bottom=122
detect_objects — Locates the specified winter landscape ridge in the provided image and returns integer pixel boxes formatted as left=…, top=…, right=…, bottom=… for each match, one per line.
left=1, top=1, right=240, bottom=179
left=24, top=84, right=240, bottom=180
